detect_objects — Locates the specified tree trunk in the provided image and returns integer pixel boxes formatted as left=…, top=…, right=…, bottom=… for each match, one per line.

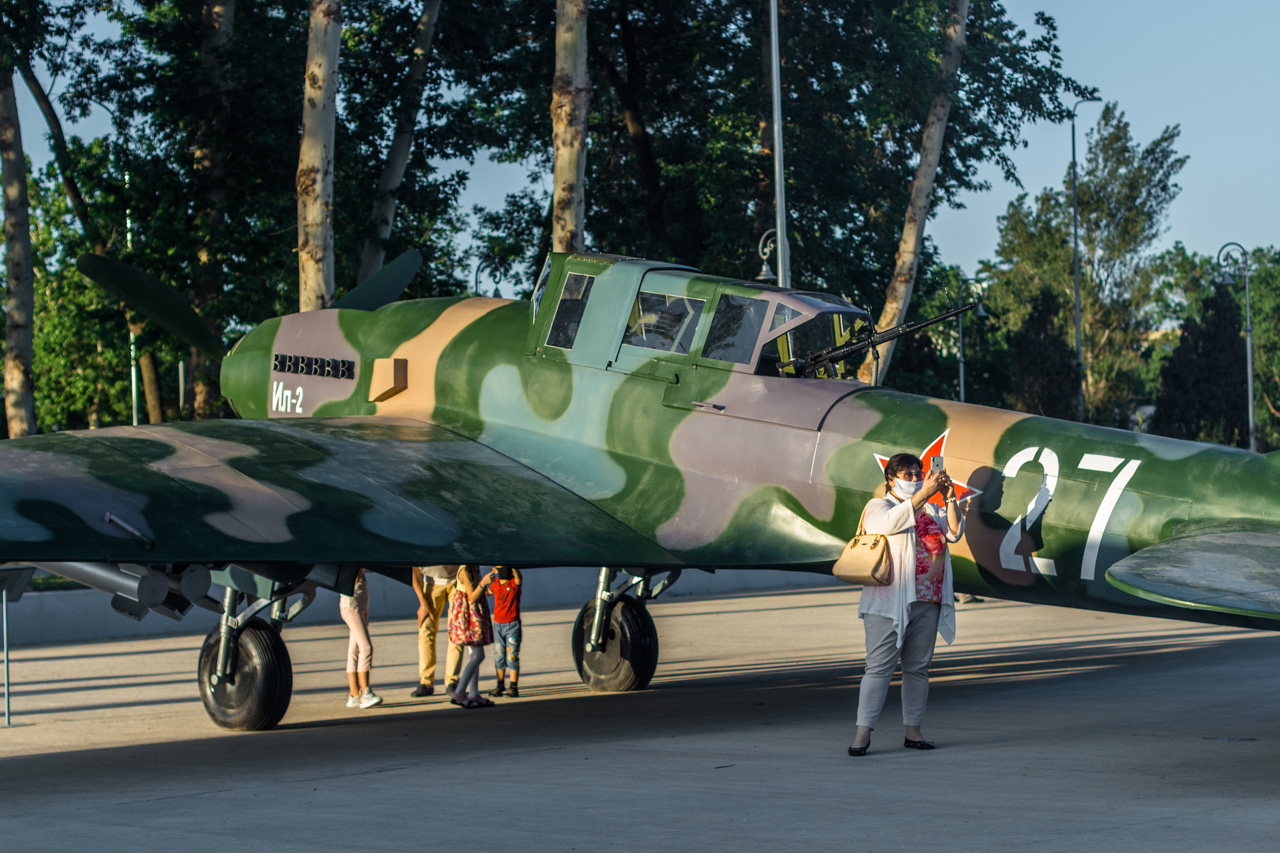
left=21, top=61, right=173, bottom=423
left=189, top=0, right=236, bottom=416
left=857, top=0, right=969, bottom=384
left=127, top=319, right=165, bottom=423
left=356, top=0, right=441, bottom=283
left=551, top=0, right=589, bottom=253
left=1, top=70, right=38, bottom=437
left=298, top=0, right=342, bottom=310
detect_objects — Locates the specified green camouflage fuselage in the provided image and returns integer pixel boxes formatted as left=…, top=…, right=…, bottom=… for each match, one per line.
left=210, top=253, right=1280, bottom=625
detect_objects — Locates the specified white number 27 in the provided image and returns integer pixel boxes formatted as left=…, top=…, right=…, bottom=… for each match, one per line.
left=997, top=449, right=1140, bottom=580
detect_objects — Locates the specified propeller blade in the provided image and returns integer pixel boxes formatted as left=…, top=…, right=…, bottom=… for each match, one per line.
left=333, top=249, right=423, bottom=311
left=76, top=254, right=225, bottom=359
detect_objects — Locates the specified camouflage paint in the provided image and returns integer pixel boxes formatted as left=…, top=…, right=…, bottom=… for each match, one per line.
left=8, top=253, right=1280, bottom=628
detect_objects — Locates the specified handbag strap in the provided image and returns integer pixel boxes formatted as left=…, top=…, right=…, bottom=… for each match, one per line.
left=856, top=503, right=869, bottom=537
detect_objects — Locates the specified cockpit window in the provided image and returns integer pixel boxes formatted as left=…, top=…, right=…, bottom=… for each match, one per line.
left=622, top=292, right=705, bottom=354
left=703, top=294, right=768, bottom=364
left=531, top=258, right=552, bottom=321
left=771, top=303, right=802, bottom=330
left=546, top=273, right=595, bottom=349
left=757, top=309, right=868, bottom=379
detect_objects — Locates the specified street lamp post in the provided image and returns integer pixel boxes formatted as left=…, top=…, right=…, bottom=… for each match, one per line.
left=767, top=0, right=790, bottom=289
left=1071, top=96, right=1102, bottom=422
left=1218, top=242, right=1255, bottom=452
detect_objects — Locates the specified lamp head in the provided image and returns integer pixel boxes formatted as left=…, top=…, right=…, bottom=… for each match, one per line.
left=756, top=261, right=777, bottom=283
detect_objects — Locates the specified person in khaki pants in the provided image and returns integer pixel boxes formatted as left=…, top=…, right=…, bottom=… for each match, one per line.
left=409, top=565, right=463, bottom=697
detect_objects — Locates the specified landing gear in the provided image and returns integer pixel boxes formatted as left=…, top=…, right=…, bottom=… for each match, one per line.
left=570, top=568, right=679, bottom=692
left=197, top=581, right=315, bottom=730
left=198, top=618, right=291, bottom=730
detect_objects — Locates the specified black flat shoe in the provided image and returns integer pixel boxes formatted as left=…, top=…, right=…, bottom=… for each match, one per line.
left=903, top=738, right=936, bottom=750
left=848, top=741, right=870, bottom=756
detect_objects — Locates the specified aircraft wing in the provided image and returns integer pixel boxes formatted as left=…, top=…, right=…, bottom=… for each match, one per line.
left=0, top=417, right=679, bottom=568
left=1105, top=527, right=1280, bottom=621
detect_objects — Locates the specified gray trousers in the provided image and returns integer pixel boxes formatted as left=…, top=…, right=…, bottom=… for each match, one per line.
left=855, top=601, right=941, bottom=729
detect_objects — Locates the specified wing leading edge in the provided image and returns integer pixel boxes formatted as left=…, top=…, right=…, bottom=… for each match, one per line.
left=0, top=417, right=679, bottom=568
left=1105, top=527, right=1280, bottom=621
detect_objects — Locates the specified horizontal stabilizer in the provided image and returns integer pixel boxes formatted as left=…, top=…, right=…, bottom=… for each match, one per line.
left=333, top=250, right=422, bottom=311
left=1105, top=528, right=1280, bottom=621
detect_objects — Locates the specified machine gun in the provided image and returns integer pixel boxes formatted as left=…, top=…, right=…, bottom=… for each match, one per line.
left=779, top=302, right=979, bottom=380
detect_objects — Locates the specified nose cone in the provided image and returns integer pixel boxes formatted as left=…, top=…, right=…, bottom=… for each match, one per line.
left=221, top=318, right=281, bottom=419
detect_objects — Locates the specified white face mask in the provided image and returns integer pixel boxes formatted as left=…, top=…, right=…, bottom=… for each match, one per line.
left=893, top=478, right=922, bottom=497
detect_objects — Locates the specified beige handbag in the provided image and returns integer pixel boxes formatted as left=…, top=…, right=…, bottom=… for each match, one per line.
left=832, top=505, right=892, bottom=586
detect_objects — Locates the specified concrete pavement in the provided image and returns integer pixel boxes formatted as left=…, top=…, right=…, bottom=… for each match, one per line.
left=2, top=585, right=1279, bottom=851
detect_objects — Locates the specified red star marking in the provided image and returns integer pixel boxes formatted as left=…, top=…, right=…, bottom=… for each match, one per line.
left=874, top=429, right=981, bottom=508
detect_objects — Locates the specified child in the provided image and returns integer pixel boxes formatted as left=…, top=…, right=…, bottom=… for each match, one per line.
left=487, top=566, right=523, bottom=697
left=448, top=564, right=494, bottom=708
left=340, top=567, right=382, bottom=709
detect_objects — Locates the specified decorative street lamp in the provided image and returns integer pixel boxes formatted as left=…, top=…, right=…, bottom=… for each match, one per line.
left=1071, top=96, right=1102, bottom=422
left=756, top=229, right=778, bottom=283
left=473, top=258, right=503, bottom=297
left=1218, top=242, right=1255, bottom=452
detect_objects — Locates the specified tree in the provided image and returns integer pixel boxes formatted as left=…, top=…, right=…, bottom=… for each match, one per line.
left=335, top=0, right=472, bottom=297
left=462, top=0, right=1088, bottom=311
left=355, top=0, right=442, bottom=282
left=298, top=0, right=343, bottom=311
left=857, top=0, right=970, bottom=383
left=24, top=156, right=134, bottom=432
left=552, top=0, right=588, bottom=253
left=1, top=68, right=37, bottom=437
left=978, top=103, right=1186, bottom=424
left=1149, top=274, right=1248, bottom=447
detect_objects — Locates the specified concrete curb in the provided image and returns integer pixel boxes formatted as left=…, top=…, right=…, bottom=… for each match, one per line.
left=2, top=567, right=835, bottom=647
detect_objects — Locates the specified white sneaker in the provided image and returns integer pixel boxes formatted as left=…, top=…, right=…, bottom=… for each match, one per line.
left=346, top=694, right=360, bottom=708
left=359, top=689, right=383, bottom=709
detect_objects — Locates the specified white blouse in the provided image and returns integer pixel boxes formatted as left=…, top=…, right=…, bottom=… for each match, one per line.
left=857, top=493, right=965, bottom=647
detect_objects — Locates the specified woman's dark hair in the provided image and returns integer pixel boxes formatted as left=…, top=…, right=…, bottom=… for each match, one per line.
left=460, top=564, right=480, bottom=585
left=884, top=453, right=922, bottom=484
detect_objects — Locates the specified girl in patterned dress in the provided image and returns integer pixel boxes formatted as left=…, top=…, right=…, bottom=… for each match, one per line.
left=448, top=564, right=495, bottom=708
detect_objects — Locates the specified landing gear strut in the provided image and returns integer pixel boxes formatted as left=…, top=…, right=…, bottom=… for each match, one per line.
left=197, top=582, right=315, bottom=730
left=570, top=568, right=679, bottom=692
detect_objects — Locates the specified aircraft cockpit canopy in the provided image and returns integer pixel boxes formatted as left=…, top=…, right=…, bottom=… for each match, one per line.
left=529, top=255, right=874, bottom=383
left=752, top=292, right=872, bottom=379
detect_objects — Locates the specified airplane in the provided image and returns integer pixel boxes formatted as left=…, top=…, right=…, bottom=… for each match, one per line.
left=2, top=249, right=1275, bottom=731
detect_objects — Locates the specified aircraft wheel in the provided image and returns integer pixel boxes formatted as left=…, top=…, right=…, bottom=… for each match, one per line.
left=571, top=595, right=659, bottom=691
left=197, top=618, right=293, bottom=731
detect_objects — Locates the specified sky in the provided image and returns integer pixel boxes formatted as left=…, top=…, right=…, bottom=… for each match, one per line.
left=13, top=0, right=1279, bottom=292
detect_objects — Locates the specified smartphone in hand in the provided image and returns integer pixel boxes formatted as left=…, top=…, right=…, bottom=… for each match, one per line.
left=929, top=455, right=944, bottom=475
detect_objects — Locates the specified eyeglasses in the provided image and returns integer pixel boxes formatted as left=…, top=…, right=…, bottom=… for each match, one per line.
left=897, top=469, right=924, bottom=481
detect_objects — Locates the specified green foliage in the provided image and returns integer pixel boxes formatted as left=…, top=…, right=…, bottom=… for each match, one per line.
left=26, top=159, right=132, bottom=431
left=978, top=103, right=1186, bottom=425
left=1149, top=273, right=1248, bottom=448
left=459, top=0, right=1090, bottom=308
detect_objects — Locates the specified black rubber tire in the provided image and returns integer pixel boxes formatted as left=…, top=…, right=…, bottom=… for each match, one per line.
left=630, top=600, right=660, bottom=690
left=198, top=618, right=293, bottom=731
left=571, top=595, right=659, bottom=692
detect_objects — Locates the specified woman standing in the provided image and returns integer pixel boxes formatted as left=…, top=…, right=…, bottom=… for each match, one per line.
left=849, top=453, right=963, bottom=755
left=340, top=567, right=382, bottom=709
left=448, top=564, right=495, bottom=708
